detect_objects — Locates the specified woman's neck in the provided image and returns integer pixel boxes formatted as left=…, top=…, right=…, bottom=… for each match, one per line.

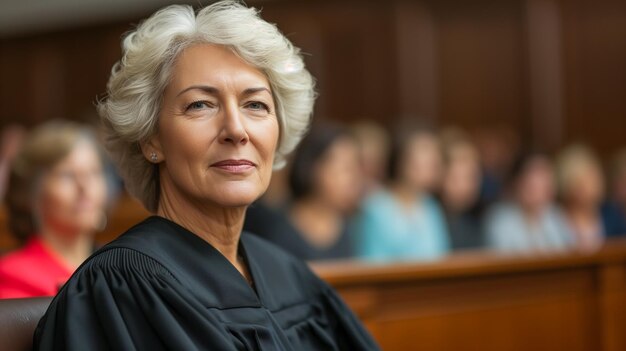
left=157, top=183, right=246, bottom=274
left=290, top=197, right=342, bottom=249
left=565, top=203, right=603, bottom=250
left=519, top=203, right=546, bottom=226
left=390, top=181, right=424, bottom=210
left=566, top=204, right=600, bottom=227
left=39, top=226, right=92, bottom=270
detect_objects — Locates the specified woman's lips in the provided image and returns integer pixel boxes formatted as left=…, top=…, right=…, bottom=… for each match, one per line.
left=210, top=159, right=256, bottom=173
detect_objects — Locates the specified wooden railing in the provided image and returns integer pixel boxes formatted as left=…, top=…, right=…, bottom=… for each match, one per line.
left=312, top=242, right=626, bottom=351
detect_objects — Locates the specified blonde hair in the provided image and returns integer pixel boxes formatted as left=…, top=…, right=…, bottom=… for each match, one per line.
left=98, top=1, right=316, bottom=212
left=555, top=144, right=602, bottom=196
left=6, top=120, right=100, bottom=242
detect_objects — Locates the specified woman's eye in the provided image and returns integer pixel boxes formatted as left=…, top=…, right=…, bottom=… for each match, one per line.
left=246, top=101, right=269, bottom=112
left=186, top=101, right=210, bottom=111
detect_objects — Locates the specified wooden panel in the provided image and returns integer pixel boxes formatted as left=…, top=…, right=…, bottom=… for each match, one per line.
left=0, top=0, right=625, bottom=158
left=262, top=1, right=397, bottom=123
left=313, top=243, right=626, bottom=351
left=375, top=297, right=596, bottom=351
left=561, top=0, right=626, bottom=157
left=434, top=0, right=528, bottom=132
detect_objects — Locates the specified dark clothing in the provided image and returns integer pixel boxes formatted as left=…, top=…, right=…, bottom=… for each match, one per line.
left=602, top=201, right=626, bottom=237
left=34, top=216, right=378, bottom=351
left=244, top=202, right=354, bottom=261
left=446, top=211, right=485, bottom=251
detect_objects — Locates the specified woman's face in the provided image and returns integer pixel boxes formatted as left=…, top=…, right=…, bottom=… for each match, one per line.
left=152, top=44, right=279, bottom=208
left=565, top=163, right=605, bottom=207
left=402, top=134, right=443, bottom=192
left=516, top=157, right=555, bottom=211
left=442, top=148, right=481, bottom=212
left=314, top=137, right=363, bottom=213
left=38, top=141, right=107, bottom=236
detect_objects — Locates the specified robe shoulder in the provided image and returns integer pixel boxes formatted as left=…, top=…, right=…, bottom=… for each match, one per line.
left=34, top=217, right=381, bottom=351
left=33, top=246, right=235, bottom=351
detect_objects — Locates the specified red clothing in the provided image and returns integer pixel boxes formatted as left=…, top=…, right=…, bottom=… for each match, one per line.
left=0, top=237, right=74, bottom=298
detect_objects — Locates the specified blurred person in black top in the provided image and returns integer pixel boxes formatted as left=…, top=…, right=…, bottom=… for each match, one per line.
left=245, top=123, right=363, bottom=261
left=438, top=128, right=484, bottom=250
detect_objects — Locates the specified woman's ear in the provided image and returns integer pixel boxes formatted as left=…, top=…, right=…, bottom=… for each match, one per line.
left=140, top=134, right=164, bottom=164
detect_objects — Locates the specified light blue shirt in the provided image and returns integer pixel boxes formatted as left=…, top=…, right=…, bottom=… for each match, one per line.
left=485, top=202, right=574, bottom=252
left=355, top=190, right=450, bottom=262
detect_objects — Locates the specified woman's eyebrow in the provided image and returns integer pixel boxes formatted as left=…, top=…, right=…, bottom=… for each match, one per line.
left=242, top=87, right=272, bottom=96
left=176, top=85, right=219, bottom=97
left=176, top=86, right=271, bottom=97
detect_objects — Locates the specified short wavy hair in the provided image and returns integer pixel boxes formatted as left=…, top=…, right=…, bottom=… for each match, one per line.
left=98, top=0, right=316, bottom=212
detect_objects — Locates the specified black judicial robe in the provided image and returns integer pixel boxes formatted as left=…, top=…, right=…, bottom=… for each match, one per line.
left=33, top=216, right=379, bottom=350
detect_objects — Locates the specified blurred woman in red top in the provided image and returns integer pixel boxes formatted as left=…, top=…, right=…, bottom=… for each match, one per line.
left=0, top=120, right=108, bottom=298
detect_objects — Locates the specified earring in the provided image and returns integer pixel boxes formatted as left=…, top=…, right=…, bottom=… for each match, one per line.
left=150, top=152, right=158, bottom=162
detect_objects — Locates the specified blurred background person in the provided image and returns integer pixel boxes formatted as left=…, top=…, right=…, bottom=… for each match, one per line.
left=472, top=126, right=520, bottom=209
left=0, top=124, right=26, bottom=204
left=350, top=120, right=390, bottom=196
left=602, top=149, right=626, bottom=237
left=245, top=123, right=363, bottom=261
left=0, top=120, right=108, bottom=298
left=439, top=128, right=484, bottom=251
left=556, top=145, right=607, bottom=251
left=355, top=127, right=450, bottom=261
left=486, top=150, right=573, bottom=253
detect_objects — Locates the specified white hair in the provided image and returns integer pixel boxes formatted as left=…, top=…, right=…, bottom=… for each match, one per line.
left=98, top=0, right=316, bottom=212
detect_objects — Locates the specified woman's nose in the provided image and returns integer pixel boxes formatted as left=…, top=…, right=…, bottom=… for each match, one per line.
left=218, top=105, right=249, bottom=145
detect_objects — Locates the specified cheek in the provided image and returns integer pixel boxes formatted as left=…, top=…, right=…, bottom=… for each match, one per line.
left=251, top=119, right=280, bottom=170
left=39, top=183, right=75, bottom=218
left=162, top=120, right=215, bottom=162
left=322, top=164, right=361, bottom=204
left=89, top=177, right=108, bottom=206
left=259, top=120, right=280, bottom=155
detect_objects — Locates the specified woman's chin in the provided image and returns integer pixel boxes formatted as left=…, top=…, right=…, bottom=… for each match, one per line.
left=213, top=196, right=258, bottom=208
left=209, top=186, right=265, bottom=208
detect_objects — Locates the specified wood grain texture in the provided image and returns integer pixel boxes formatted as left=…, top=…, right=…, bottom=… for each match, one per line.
left=312, top=241, right=626, bottom=351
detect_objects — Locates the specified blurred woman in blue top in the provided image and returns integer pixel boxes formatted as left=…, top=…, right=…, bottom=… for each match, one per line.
left=486, top=150, right=573, bottom=252
left=356, top=127, right=450, bottom=261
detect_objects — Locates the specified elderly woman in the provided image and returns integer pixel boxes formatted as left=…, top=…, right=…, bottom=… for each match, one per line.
left=0, top=121, right=107, bottom=298
left=34, top=2, right=378, bottom=350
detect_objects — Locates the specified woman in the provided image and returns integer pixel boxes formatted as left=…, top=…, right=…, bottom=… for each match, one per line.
left=486, top=151, right=573, bottom=252
left=556, top=145, right=607, bottom=251
left=245, top=124, right=363, bottom=260
left=350, top=121, right=390, bottom=195
left=35, top=2, right=378, bottom=350
left=0, top=121, right=107, bottom=298
left=355, top=127, right=450, bottom=261
left=438, top=129, right=484, bottom=250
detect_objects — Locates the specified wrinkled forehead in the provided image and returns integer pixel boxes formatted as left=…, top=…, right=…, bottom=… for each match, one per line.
left=165, top=43, right=271, bottom=96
